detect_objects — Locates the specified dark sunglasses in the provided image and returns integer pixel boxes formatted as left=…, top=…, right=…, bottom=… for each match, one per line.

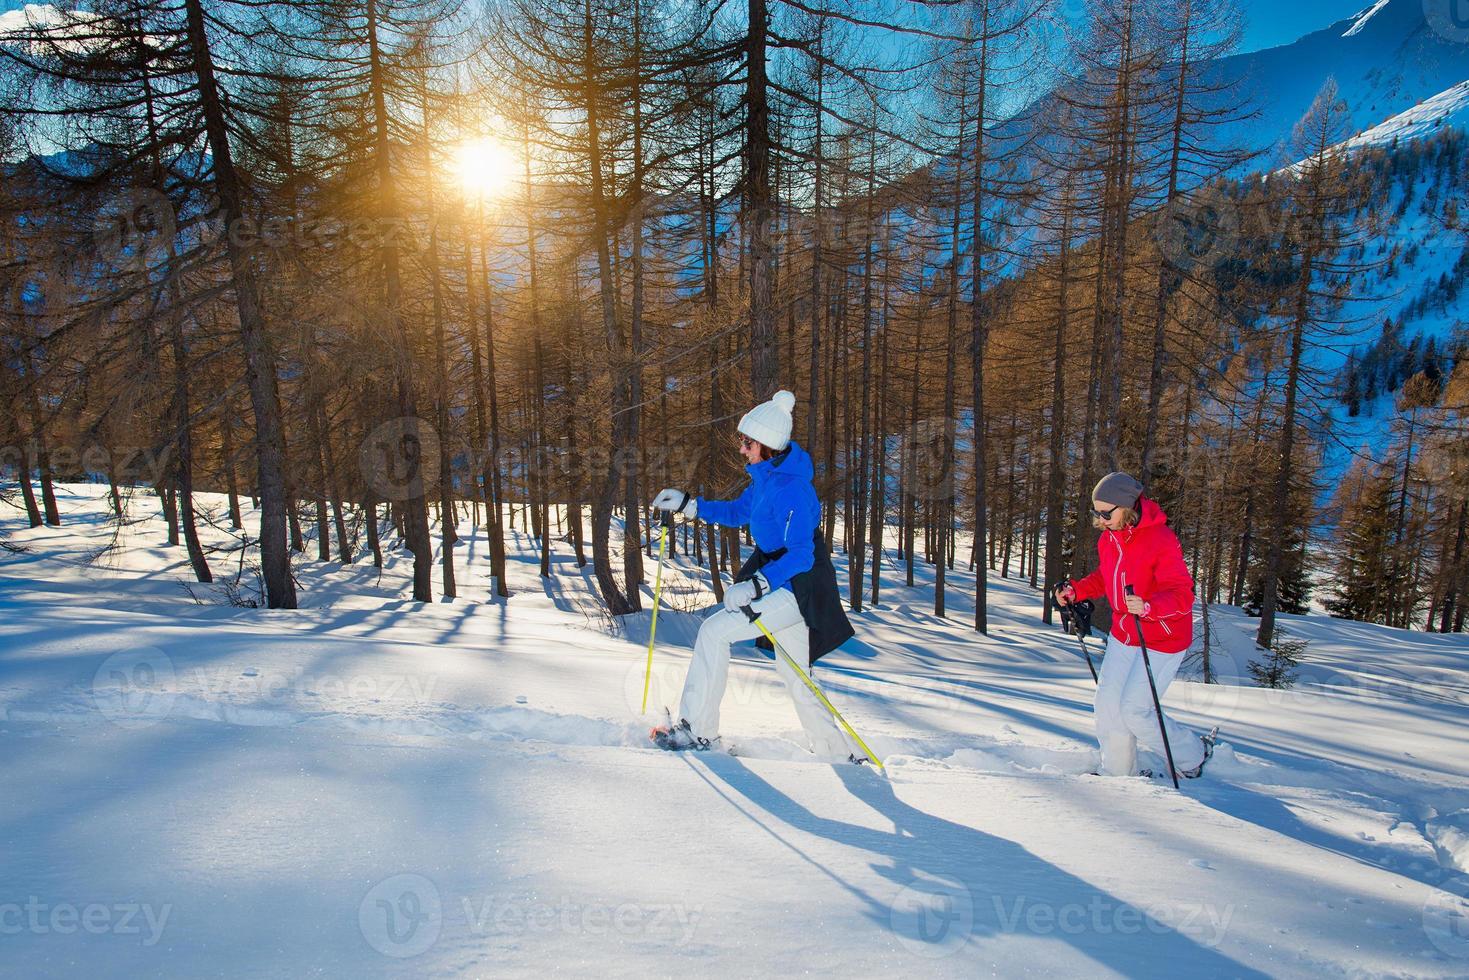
left=1092, top=504, right=1121, bottom=520
left=739, top=435, right=759, bottom=450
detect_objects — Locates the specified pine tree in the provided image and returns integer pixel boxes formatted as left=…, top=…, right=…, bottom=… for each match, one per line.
left=1325, top=461, right=1399, bottom=623
left=1256, top=79, right=1364, bottom=650
left=1248, top=631, right=1304, bottom=689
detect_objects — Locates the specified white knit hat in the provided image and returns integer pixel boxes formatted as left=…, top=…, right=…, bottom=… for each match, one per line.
left=738, top=389, right=797, bottom=451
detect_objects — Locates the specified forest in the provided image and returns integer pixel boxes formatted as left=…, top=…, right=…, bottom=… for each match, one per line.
left=1, top=0, right=1466, bottom=648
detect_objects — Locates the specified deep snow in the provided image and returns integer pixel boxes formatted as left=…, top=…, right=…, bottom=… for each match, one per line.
left=2, top=484, right=1468, bottom=977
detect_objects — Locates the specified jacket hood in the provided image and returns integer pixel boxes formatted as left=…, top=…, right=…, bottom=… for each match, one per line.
left=1132, top=495, right=1168, bottom=532
left=749, top=440, right=814, bottom=482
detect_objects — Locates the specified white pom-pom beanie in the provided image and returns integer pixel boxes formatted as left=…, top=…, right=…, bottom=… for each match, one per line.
left=738, top=389, right=797, bottom=451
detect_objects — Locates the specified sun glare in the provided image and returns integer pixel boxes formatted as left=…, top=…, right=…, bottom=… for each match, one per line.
left=452, top=137, right=518, bottom=201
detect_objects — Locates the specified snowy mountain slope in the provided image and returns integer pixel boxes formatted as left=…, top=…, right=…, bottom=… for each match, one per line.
left=1338, top=79, right=1469, bottom=153
left=1343, top=1, right=1394, bottom=38
left=1299, top=125, right=1469, bottom=482
left=1205, top=0, right=1469, bottom=164
left=2, top=485, right=1468, bottom=976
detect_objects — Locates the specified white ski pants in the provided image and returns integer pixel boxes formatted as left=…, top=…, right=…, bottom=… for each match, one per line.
left=678, top=587, right=850, bottom=759
left=1094, top=634, right=1205, bottom=776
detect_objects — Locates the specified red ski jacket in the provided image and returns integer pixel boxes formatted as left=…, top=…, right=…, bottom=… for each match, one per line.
left=1071, top=496, right=1195, bottom=654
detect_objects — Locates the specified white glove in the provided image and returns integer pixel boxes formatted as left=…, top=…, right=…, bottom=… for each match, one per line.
left=651, top=488, right=696, bottom=518
left=723, top=573, right=770, bottom=612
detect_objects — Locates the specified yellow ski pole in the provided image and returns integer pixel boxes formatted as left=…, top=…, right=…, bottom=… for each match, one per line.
left=640, top=511, right=675, bottom=714
left=740, top=604, right=884, bottom=771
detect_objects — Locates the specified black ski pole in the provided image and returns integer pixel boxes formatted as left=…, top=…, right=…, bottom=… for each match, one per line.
left=1072, top=601, right=1099, bottom=684
left=1054, top=585, right=1098, bottom=684
left=1126, top=585, right=1179, bottom=789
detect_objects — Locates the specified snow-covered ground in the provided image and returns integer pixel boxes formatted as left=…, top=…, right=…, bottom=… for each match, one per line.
left=1338, top=80, right=1469, bottom=154
left=2, top=484, right=1468, bottom=977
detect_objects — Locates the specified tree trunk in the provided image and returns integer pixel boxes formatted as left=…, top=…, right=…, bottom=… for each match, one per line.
left=1043, top=203, right=1072, bottom=623
left=168, top=294, right=211, bottom=583
left=364, top=0, right=431, bottom=602
left=746, top=0, right=777, bottom=398
left=182, top=0, right=296, bottom=606
left=221, top=409, right=243, bottom=529
left=17, top=438, right=43, bottom=527
left=25, top=361, right=61, bottom=526
left=968, top=19, right=991, bottom=634
left=581, top=0, right=634, bottom=615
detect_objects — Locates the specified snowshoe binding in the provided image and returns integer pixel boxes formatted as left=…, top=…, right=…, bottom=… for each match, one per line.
left=1139, top=727, right=1218, bottom=781
left=650, top=710, right=712, bottom=752
left=1179, top=727, right=1219, bottom=780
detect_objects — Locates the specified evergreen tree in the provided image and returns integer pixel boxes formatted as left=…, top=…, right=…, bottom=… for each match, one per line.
left=1325, top=461, right=1400, bottom=623
left=1248, top=631, right=1304, bottom=689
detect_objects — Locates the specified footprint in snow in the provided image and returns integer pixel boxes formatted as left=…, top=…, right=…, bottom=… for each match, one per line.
left=1189, top=859, right=1215, bottom=871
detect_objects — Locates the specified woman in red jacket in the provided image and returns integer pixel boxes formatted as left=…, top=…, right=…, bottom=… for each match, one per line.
left=1055, top=472, right=1214, bottom=779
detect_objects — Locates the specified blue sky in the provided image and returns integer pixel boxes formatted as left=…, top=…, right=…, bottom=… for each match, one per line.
left=1237, top=0, right=1376, bottom=50
left=0, top=0, right=1376, bottom=53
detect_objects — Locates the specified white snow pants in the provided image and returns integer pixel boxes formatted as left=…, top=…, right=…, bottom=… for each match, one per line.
left=678, top=587, right=850, bottom=759
left=1094, top=634, right=1205, bottom=776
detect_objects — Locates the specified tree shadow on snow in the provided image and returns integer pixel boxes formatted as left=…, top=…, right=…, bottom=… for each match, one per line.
left=693, top=757, right=1269, bottom=977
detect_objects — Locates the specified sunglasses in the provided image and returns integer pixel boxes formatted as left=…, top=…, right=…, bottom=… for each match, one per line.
left=739, top=435, right=759, bottom=450
left=1091, top=504, right=1121, bottom=520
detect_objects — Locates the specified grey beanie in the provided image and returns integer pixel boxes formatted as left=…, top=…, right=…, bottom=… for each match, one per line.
left=1092, top=471, right=1143, bottom=509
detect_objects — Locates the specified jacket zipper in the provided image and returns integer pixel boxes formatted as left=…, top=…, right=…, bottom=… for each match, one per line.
left=1112, top=534, right=1131, bottom=645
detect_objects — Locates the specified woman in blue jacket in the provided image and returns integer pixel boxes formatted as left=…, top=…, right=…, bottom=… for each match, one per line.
left=650, top=390, right=855, bottom=758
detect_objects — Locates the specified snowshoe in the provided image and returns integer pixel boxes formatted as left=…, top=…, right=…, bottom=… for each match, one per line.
left=1179, top=727, right=1219, bottom=780
left=649, top=710, right=712, bottom=752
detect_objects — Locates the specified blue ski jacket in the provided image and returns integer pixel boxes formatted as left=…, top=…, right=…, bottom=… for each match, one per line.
left=696, top=441, right=820, bottom=594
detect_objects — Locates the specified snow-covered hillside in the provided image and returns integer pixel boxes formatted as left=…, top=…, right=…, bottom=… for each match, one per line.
left=1339, top=80, right=1469, bottom=153
left=1305, top=125, right=1469, bottom=480
left=2, top=485, right=1467, bottom=976
left=1208, top=0, right=1469, bottom=164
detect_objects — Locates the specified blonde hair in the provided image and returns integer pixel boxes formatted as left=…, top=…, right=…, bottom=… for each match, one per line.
left=1092, top=506, right=1140, bottom=530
